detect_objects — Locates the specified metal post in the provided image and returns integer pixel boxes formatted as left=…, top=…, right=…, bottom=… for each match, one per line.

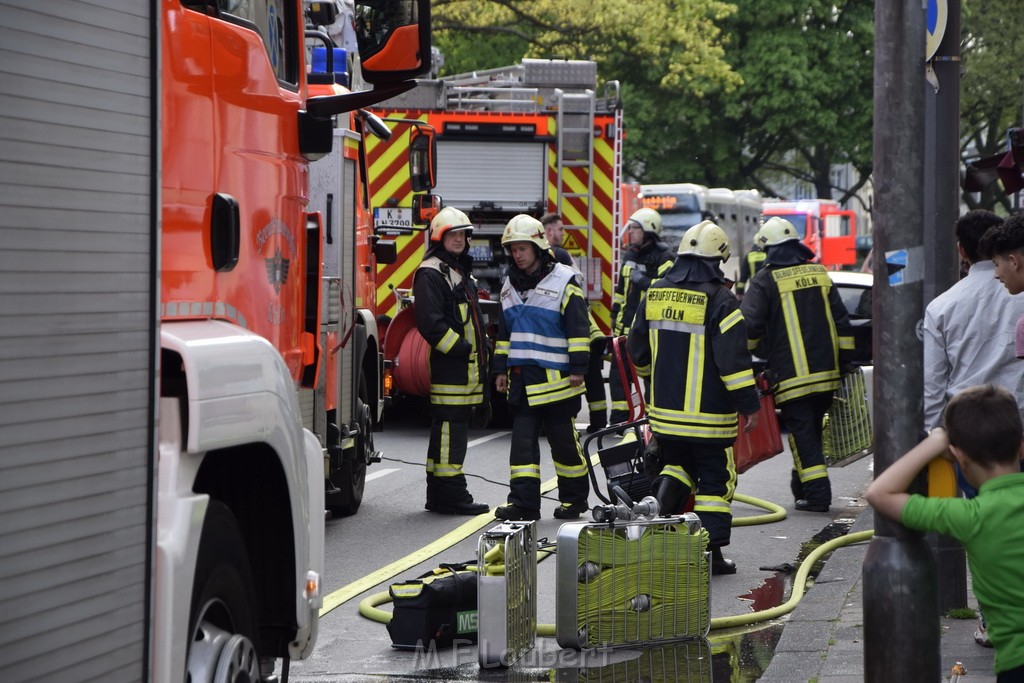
left=864, top=2, right=940, bottom=681
left=922, top=0, right=967, bottom=614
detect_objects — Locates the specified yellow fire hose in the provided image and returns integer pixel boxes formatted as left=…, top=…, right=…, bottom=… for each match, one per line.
left=357, top=490, right=873, bottom=633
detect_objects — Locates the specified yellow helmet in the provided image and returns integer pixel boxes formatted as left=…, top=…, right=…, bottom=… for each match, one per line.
left=501, top=214, right=550, bottom=251
left=429, top=206, right=473, bottom=243
left=626, top=207, right=662, bottom=237
left=755, top=216, right=799, bottom=248
left=678, top=220, right=731, bottom=261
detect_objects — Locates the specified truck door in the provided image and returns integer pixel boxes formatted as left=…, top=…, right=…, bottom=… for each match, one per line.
left=820, top=209, right=857, bottom=267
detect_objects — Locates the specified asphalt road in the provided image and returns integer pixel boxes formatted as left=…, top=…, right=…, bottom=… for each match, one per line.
left=289, top=407, right=874, bottom=682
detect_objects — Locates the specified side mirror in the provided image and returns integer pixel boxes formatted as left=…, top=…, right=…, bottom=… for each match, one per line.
left=409, top=126, right=436, bottom=192
left=413, top=194, right=442, bottom=226
left=354, top=0, right=431, bottom=85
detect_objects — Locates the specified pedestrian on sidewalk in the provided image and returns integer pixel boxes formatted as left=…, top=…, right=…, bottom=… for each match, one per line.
left=609, top=208, right=674, bottom=426
left=492, top=214, right=591, bottom=521
left=982, top=214, right=1024, bottom=361
left=924, top=210, right=1024, bottom=436
left=865, top=384, right=1024, bottom=682
left=413, top=207, right=490, bottom=515
left=740, top=217, right=855, bottom=513
left=541, top=212, right=608, bottom=433
left=627, top=220, right=761, bottom=574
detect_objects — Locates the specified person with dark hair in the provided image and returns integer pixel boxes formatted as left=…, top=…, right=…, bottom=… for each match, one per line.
left=865, top=384, right=1024, bottom=681
left=540, top=212, right=609, bottom=433
left=413, top=207, right=490, bottom=516
left=492, top=214, right=591, bottom=521
left=924, top=210, right=1024, bottom=433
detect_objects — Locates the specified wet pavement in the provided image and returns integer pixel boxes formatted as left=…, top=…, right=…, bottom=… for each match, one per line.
left=290, top=430, right=996, bottom=682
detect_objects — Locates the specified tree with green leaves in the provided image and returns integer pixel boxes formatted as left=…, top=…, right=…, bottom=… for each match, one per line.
left=960, top=3, right=1024, bottom=213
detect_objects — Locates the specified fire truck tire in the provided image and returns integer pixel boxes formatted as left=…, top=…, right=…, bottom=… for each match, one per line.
left=329, top=373, right=371, bottom=516
left=187, top=501, right=261, bottom=683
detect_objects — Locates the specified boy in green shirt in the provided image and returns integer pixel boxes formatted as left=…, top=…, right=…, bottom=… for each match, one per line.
left=865, top=384, right=1024, bottom=680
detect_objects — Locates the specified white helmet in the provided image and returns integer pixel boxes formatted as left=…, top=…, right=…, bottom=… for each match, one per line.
left=501, top=214, right=550, bottom=251
left=678, top=220, right=731, bottom=261
left=755, top=216, right=799, bottom=248
left=625, top=207, right=662, bottom=237
left=429, top=206, right=473, bottom=243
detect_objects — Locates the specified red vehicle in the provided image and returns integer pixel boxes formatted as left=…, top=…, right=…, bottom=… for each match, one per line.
left=1, top=1, right=433, bottom=680
left=760, top=199, right=858, bottom=268
left=363, top=59, right=625, bottom=410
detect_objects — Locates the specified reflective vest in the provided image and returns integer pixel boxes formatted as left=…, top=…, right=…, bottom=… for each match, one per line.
left=628, top=280, right=760, bottom=442
left=500, top=264, right=575, bottom=371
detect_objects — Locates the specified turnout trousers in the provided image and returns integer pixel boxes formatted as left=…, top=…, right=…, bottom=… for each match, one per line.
left=652, top=438, right=737, bottom=548
left=780, top=392, right=833, bottom=505
left=584, top=338, right=608, bottom=429
left=506, top=396, right=589, bottom=511
left=425, top=404, right=475, bottom=507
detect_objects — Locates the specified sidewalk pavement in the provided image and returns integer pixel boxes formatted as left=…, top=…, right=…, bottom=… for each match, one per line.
left=760, top=506, right=996, bottom=683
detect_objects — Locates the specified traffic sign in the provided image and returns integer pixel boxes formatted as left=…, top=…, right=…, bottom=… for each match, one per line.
left=926, top=0, right=947, bottom=61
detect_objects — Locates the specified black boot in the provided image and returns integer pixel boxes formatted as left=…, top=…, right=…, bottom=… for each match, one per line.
left=425, top=473, right=438, bottom=511
left=651, top=476, right=688, bottom=517
left=710, top=546, right=737, bottom=575
left=789, top=470, right=804, bottom=502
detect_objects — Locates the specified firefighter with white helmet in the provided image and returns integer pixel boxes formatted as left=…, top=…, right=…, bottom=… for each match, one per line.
left=741, top=215, right=855, bottom=513
left=628, top=219, right=760, bottom=574
left=412, top=206, right=489, bottom=515
left=609, top=207, right=675, bottom=424
left=492, top=214, right=591, bottom=521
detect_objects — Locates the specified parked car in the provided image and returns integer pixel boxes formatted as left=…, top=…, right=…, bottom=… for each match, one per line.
left=828, top=270, right=873, bottom=365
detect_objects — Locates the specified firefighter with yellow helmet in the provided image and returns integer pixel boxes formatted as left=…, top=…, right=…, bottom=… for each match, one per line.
left=492, top=214, right=591, bottom=521
left=740, top=216, right=855, bottom=513
left=609, top=207, right=675, bottom=424
left=412, top=206, right=490, bottom=515
left=627, top=220, right=761, bottom=574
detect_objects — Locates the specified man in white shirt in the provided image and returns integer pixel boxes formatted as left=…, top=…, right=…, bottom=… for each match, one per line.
left=924, top=211, right=1024, bottom=433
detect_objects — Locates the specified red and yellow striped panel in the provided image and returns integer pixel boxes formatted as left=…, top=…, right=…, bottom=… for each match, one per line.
left=366, top=112, right=428, bottom=318
left=545, top=115, right=618, bottom=334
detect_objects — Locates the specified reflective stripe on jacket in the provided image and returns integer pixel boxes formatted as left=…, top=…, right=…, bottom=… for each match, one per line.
left=628, top=279, right=760, bottom=442
left=740, top=263, right=855, bottom=404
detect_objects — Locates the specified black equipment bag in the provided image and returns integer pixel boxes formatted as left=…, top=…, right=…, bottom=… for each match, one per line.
left=386, top=563, right=479, bottom=649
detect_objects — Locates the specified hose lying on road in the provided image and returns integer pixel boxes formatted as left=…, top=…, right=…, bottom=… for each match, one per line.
left=358, top=495, right=873, bottom=633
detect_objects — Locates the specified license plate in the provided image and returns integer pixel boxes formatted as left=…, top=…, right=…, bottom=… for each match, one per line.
left=373, top=207, right=413, bottom=228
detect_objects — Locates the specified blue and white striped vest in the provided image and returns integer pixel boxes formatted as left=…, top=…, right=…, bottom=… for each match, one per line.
left=500, top=264, right=574, bottom=371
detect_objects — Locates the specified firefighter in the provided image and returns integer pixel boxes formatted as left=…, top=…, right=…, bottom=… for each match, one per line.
left=628, top=220, right=761, bottom=574
left=413, top=207, right=490, bottom=516
left=492, top=214, right=591, bottom=521
left=735, top=239, right=767, bottom=298
left=609, top=207, right=674, bottom=425
left=740, top=216, right=855, bottom=512
left=541, top=212, right=608, bottom=433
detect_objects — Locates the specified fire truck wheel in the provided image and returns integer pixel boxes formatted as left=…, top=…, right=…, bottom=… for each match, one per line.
left=329, top=374, right=371, bottom=516
left=187, top=501, right=260, bottom=683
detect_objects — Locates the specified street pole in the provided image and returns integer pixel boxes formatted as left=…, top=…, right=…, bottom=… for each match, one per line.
left=922, top=0, right=967, bottom=614
left=863, top=1, right=940, bottom=681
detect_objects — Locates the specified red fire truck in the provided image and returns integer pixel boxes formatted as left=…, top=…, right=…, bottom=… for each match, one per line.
left=362, top=59, right=625, bottom=406
left=761, top=198, right=858, bottom=268
left=0, top=1, right=433, bottom=680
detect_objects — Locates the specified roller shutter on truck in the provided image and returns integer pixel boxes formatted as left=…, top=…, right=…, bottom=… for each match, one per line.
left=0, top=2, right=156, bottom=681
left=434, top=139, right=547, bottom=213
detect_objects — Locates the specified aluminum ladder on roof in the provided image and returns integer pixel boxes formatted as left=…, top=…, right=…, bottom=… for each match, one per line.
left=555, top=88, right=598, bottom=297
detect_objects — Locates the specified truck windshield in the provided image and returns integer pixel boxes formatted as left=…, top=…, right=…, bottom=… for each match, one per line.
left=767, top=214, right=807, bottom=239
left=641, top=193, right=702, bottom=248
